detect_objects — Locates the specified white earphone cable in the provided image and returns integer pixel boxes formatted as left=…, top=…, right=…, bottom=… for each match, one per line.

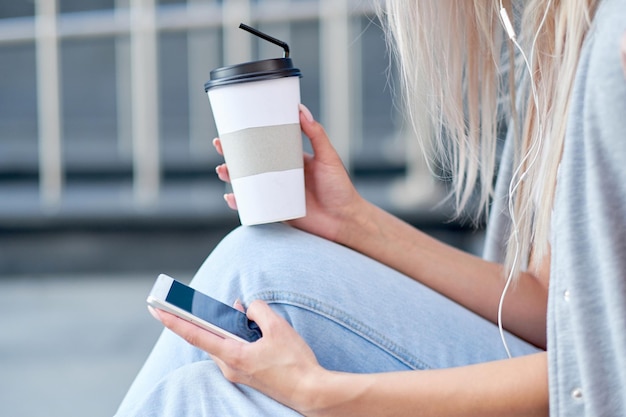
left=497, top=0, right=552, bottom=358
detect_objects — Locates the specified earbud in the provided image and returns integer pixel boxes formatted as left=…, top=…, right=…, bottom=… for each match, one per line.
left=500, top=7, right=517, bottom=40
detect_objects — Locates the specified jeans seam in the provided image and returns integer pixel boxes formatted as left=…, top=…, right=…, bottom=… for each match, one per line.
left=250, top=290, right=432, bottom=370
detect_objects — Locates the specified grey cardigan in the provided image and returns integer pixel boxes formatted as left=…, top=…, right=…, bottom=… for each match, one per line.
left=483, top=0, right=626, bottom=415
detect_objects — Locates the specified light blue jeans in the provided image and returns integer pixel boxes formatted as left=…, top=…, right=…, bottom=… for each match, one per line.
left=115, top=224, right=540, bottom=416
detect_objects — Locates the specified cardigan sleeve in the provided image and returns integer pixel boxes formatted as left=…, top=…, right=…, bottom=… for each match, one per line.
left=547, top=0, right=626, bottom=415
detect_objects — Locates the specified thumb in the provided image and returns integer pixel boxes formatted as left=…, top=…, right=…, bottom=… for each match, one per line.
left=299, top=104, right=340, bottom=163
left=245, top=300, right=282, bottom=334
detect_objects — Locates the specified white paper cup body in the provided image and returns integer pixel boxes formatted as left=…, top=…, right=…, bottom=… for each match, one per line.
left=208, top=76, right=305, bottom=226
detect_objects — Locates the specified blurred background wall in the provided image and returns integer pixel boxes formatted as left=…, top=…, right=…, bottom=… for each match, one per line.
left=0, top=0, right=481, bottom=276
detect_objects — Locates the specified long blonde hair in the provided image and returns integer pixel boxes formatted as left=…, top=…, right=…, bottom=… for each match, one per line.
left=380, top=0, right=597, bottom=277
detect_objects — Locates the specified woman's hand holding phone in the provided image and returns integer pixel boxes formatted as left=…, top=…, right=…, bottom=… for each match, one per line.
left=152, top=299, right=325, bottom=415
left=214, top=104, right=367, bottom=245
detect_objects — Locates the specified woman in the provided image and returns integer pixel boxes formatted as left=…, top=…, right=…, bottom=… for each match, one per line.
left=115, top=0, right=626, bottom=415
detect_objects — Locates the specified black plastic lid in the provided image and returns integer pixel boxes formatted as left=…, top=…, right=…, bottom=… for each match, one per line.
left=204, top=58, right=302, bottom=91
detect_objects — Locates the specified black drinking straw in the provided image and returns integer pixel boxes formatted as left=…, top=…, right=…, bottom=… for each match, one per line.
left=239, top=23, right=291, bottom=58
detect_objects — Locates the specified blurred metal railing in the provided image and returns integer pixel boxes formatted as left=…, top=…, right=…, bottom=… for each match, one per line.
left=0, top=0, right=438, bottom=218
left=34, top=0, right=63, bottom=208
left=0, top=0, right=438, bottom=215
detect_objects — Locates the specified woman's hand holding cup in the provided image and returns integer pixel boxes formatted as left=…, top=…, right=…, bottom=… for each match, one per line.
left=213, top=103, right=366, bottom=244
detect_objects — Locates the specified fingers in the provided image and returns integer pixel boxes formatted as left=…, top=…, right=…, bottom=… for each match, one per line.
left=147, top=305, right=160, bottom=321
left=299, top=102, right=315, bottom=123
left=151, top=307, right=250, bottom=386
left=213, top=137, right=230, bottom=183
left=245, top=300, right=283, bottom=335
left=233, top=298, right=245, bottom=313
left=215, top=163, right=230, bottom=183
left=245, top=300, right=272, bottom=323
left=223, top=193, right=237, bottom=210
left=214, top=162, right=237, bottom=210
left=298, top=104, right=341, bottom=164
left=152, top=308, right=238, bottom=358
left=212, top=139, right=238, bottom=210
left=212, top=137, right=224, bottom=155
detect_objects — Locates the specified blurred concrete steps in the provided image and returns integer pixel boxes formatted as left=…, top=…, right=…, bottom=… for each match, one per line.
left=0, top=134, right=481, bottom=277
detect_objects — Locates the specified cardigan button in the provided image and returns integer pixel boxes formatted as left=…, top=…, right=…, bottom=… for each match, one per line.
left=571, top=388, right=583, bottom=400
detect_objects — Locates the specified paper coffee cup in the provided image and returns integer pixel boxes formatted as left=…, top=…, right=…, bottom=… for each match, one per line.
left=205, top=57, right=305, bottom=226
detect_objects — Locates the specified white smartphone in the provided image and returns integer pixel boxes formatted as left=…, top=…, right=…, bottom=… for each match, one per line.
left=147, top=274, right=262, bottom=343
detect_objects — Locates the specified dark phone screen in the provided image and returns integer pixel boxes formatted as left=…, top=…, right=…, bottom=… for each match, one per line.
left=165, top=280, right=262, bottom=342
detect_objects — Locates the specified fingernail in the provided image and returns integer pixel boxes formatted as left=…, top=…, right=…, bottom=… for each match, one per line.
left=299, top=103, right=314, bottom=123
left=148, top=305, right=161, bottom=322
